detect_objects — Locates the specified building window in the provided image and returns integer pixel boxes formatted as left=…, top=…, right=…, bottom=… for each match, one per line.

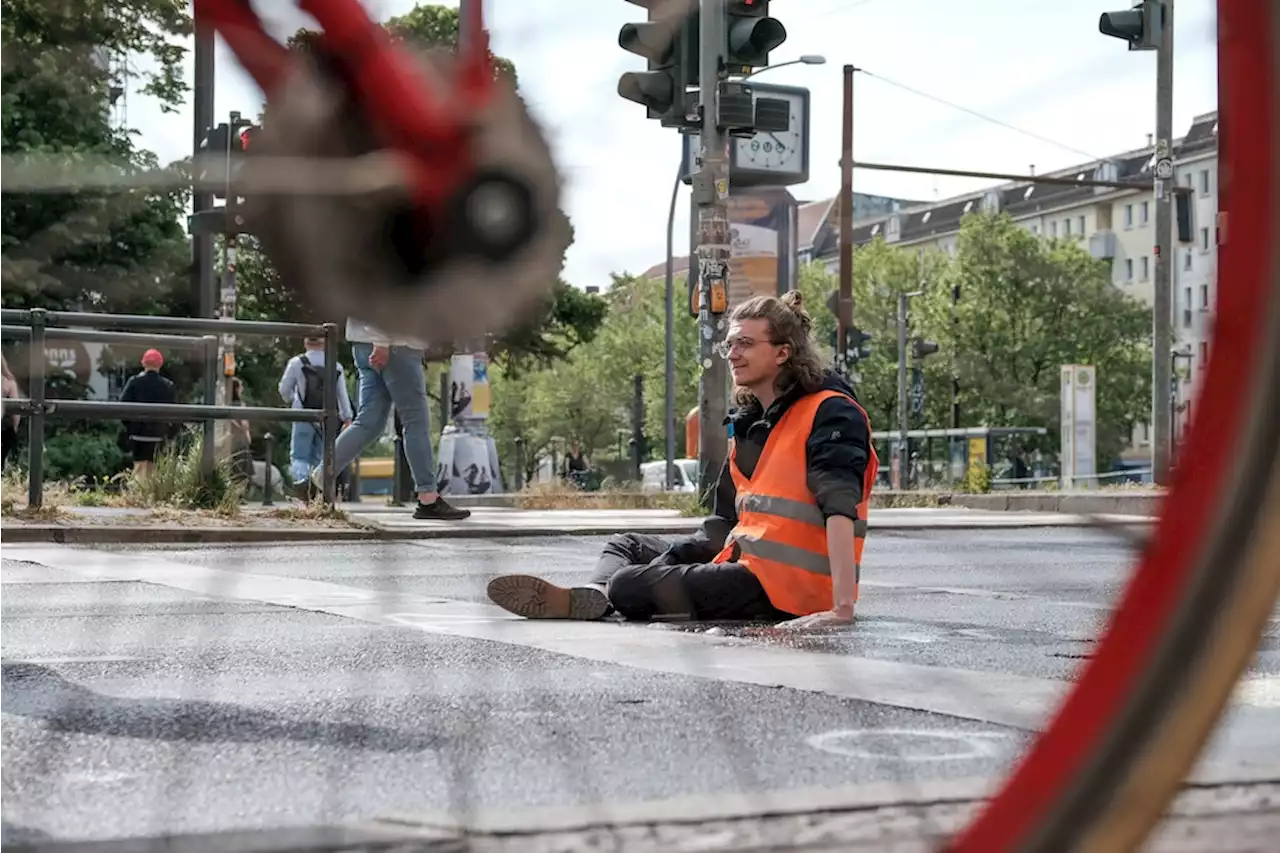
left=1031, top=223, right=1039, bottom=234
left=1125, top=258, right=1134, bottom=281
left=1064, top=218, right=1072, bottom=236
left=1124, top=204, right=1133, bottom=228
left=1199, top=341, right=1209, bottom=363
left=1200, top=169, right=1210, bottom=195
left=1200, top=284, right=1209, bottom=308
left=1143, top=422, right=1151, bottom=442
left=1184, top=251, right=1193, bottom=271
left=1140, top=201, right=1149, bottom=225
left=1078, top=215, right=1085, bottom=235
left=1184, top=286, right=1192, bottom=310
left=1141, top=256, right=1150, bottom=280
left=1200, top=227, right=1211, bottom=252
left=1051, top=220, right=1058, bottom=237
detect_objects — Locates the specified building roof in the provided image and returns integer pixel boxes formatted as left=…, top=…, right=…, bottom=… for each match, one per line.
left=841, top=111, right=1218, bottom=251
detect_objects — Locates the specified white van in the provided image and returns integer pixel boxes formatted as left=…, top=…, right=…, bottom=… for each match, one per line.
left=639, top=458, right=699, bottom=493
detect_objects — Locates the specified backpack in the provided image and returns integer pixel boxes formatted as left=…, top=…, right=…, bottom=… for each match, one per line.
left=298, top=355, right=328, bottom=410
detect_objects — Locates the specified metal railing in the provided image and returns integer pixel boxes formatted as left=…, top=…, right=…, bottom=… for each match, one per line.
left=1, top=307, right=341, bottom=508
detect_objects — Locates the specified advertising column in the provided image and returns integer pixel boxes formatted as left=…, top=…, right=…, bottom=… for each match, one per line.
left=1061, top=364, right=1098, bottom=489
left=437, top=352, right=503, bottom=495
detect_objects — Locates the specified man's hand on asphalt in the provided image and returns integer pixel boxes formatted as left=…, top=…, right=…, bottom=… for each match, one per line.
left=774, top=609, right=855, bottom=631
left=369, top=345, right=390, bottom=369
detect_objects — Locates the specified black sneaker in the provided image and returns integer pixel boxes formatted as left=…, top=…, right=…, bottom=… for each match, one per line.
left=486, top=575, right=610, bottom=620
left=412, top=497, right=471, bottom=520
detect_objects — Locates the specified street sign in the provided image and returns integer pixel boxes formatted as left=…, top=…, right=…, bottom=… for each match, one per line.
left=1061, top=364, right=1098, bottom=489
left=1155, top=157, right=1174, bottom=179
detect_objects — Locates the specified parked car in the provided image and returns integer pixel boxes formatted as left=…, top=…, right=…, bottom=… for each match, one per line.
left=639, top=458, right=699, bottom=493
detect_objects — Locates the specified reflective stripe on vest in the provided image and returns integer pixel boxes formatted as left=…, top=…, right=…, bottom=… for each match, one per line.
left=713, top=389, right=879, bottom=617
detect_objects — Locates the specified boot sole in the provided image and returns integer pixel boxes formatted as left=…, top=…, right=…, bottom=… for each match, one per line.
left=486, top=574, right=609, bottom=620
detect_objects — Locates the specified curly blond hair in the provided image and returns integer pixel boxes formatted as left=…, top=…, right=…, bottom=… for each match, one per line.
left=729, top=290, right=827, bottom=407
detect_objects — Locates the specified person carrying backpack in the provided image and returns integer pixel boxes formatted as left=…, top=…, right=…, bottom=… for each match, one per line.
left=278, top=336, right=353, bottom=490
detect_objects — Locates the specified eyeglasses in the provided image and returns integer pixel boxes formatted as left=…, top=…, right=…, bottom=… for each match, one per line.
left=714, top=335, right=784, bottom=359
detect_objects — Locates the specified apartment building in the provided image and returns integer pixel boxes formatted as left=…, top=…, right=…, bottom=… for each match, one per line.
left=805, top=111, right=1219, bottom=461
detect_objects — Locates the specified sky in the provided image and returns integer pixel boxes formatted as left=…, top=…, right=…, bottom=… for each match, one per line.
left=127, top=0, right=1220, bottom=291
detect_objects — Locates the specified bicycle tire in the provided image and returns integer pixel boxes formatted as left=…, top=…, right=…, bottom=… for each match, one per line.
left=951, top=4, right=1280, bottom=851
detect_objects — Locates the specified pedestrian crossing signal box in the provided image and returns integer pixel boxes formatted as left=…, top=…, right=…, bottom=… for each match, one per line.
left=688, top=280, right=728, bottom=316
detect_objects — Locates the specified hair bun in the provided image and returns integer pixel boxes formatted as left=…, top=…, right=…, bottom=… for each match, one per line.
left=780, top=289, right=812, bottom=333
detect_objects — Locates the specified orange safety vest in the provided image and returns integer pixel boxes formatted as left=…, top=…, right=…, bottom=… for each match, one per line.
left=713, top=389, right=879, bottom=616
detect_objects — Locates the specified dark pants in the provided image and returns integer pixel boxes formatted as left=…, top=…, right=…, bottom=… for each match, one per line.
left=589, top=532, right=791, bottom=622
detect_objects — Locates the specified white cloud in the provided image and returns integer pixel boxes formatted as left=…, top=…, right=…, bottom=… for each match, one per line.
left=125, top=0, right=1218, bottom=291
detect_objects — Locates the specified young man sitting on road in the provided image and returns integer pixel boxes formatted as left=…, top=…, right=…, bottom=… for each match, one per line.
left=486, top=291, right=877, bottom=630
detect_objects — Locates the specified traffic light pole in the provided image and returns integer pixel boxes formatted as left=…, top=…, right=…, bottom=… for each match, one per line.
left=192, top=11, right=216, bottom=318
left=1151, top=0, right=1175, bottom=486
left=694, top=0, right=731, bottom=507
left=896, top=291, right=909, bottom=490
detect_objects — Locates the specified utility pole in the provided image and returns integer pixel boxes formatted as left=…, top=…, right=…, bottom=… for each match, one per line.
left=896, top=291, right=909, bottom=490
left=192, top=11, right=215, bottom=318
left=1098, top=0, right=1174, bottom=485
left=836, top=64, right=855, bottom=369
left=1151, top=0, right=1175, bottom=485
left=665, top=159, right=681, bottom=490
left=950, top=283, right=961, bottom=429
left=694, top=0, right=731, bottom=506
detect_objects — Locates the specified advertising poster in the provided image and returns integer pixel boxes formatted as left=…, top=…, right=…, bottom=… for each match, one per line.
left=724, top=189, right=797, bottom=306
left=448, top=354, right=474, bottom=422
left=436, top=428, right=503, bottom=495
left=470, top=352, right=491, bottom=420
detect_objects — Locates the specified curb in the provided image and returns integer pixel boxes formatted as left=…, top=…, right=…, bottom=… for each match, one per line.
left=0, top=524, right=380, bottom=545
left=0, top=516, right=1154, bottom=545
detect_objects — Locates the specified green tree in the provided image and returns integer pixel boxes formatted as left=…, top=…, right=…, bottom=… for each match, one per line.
left=488, top=273, right=703, bottom=485
left=795, top=243, right=950, bottom=435
left=1, top=0, right=195, bottom=481
left=932, top=213, right=1151, bottom=465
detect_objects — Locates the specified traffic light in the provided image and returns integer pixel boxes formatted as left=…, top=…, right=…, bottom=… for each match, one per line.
left=726, top=0, right=787, bottom=71
left=197, top=115, right=257, bottom=200
left=911, top=337, right=940, bottom=360
left=617, top=1, right=697, bottom=124
left=1099, top=1, right=1163, bottom=51
left=849, top=328, right=873, bottom=362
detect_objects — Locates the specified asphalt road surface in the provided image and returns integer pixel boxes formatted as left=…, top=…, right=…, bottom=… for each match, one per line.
left=3, top=528, right=1278, bottom=846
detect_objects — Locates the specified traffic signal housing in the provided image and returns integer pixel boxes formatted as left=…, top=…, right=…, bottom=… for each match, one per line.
left=197, top=116, right=257, bottom=200
left=617, top=1, right=698, bottom=124
left=912, top=337, right=940, bottom=360
left=1099, top=1, right=1163, bottom=51
left=726, top=0, right=787, bottom=71
left=849, top=328, right=873, bottom=362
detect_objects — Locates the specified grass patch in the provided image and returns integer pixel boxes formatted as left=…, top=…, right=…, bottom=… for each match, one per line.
left=262, top=499, right=349, bottom=522
left=120, top=429, right=245, bottom=515
left=515, top=482, right=705, bottom=516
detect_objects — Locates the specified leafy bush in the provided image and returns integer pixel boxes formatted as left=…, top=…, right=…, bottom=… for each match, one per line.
left=42, top=423, right=128, bottom=484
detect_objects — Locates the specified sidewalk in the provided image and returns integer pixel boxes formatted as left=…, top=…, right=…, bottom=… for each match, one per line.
left=0, top=502, right=1155, bottom=545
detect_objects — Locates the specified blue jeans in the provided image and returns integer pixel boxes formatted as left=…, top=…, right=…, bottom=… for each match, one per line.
left=332, top=343, right=436, bottom=493
left=289, top=421, right=324, bottom=485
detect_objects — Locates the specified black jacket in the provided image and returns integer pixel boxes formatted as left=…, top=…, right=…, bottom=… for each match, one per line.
left=661, top=371, right=872, bottom=565
left=120, top=370, right=177, bottom=439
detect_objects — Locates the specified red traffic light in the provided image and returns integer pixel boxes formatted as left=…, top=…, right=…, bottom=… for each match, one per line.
left=238, top=126, right=257, bottom=151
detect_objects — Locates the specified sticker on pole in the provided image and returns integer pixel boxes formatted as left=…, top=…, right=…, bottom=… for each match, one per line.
left=1155, top=157, right=1174, bottom=180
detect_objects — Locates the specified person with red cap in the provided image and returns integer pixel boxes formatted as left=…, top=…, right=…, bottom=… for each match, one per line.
left=120, top=348, right=177, bottom=476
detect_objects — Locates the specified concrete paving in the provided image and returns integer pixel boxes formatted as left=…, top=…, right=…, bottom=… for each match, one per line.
left=1, top=529, right=1275, bottom=847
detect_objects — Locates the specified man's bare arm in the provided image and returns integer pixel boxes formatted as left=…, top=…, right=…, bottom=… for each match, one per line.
left=826, top=514, right=858, bottom=619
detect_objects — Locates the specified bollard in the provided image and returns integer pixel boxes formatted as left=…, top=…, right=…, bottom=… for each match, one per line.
left=262, top=433, right=275, bottom=506
left=514, top=436, right=524, bottom=491
left=27, top=308, right=47, bottom=508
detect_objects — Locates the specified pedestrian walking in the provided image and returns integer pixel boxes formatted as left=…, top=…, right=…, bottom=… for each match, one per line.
left=120, top=349, right=177, bottom=477
left=314, top=319, right=469, bottom=520
left=278, top=336, right=353, bottom=489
